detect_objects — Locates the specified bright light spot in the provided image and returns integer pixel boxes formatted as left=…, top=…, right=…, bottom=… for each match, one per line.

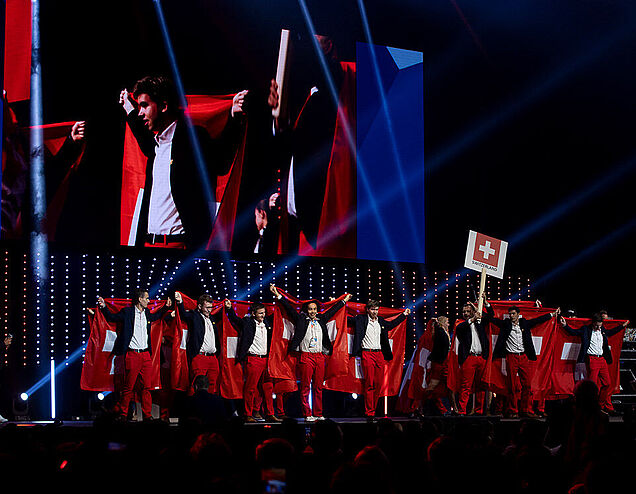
left=352, top=393, right=358, bottom=400
left=20, top=393, right=29, bottom=401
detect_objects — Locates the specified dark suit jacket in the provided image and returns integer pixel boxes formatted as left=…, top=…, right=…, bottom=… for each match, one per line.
left=455, top=313, right=491, bottom=365
left=127, top=111, right=241, bottom=248
left=226, top=308, right=274, bottom=362
left=278, top=297, right=345, bottom=355
left=490, top=305, right=552, bottom=361
left=563, top=323, right=624, bottom=364
left=350, top=313, right=406, bottom=361
left=101, top=304, right=169, bottom=356
left=429, top=328, right=451, bottom=364
left=177, top=303, right=223, bottom=361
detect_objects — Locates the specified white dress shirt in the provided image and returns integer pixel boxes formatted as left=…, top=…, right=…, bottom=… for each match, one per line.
left=588, top=328, right=604, bottom=355
left=129, top=307, right=148, bottom=350
left=469, top=321, right=483, bottom=355
left=300, top=319, right=322, bottom=353
left=362, top=318, right=382, bottom=350
left=505, top=323, right=525, bottom=353
left=248, top=320, right=269, bottom=356
left=147, top=121, right=185, bottom=235
left=199, top=314, right=217, bottom=354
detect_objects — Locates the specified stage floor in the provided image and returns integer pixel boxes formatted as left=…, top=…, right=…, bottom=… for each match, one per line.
left=0, top=414, right=626, bottom=428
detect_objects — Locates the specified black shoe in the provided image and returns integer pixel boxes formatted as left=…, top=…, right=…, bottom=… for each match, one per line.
left=365, top=416, right=376, bottom=423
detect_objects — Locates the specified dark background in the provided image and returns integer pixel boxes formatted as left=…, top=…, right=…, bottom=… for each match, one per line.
left=7, top=0, right=636, bottom=319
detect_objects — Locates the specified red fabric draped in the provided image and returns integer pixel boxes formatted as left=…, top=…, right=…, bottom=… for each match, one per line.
left=80, top=298, right=168, bottom=391
left=4, top=0, right=32, bottom=102
left=325, top=302, right=407, bottom=397
left=268, top=289, right=348, bottom=381
left=549, top=317, right=626, bottom=398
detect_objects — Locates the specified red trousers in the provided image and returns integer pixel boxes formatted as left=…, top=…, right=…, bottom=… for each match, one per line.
left=587, top=356, right=613, bottom=410
left=361, top=350, right=387, bottom=417
left=426, top=361, right=449, bottom=414
left=243, top=356, right=274, bottom=417
left=120, top=350, right=153, bottom=419
left=458, top=355, right=487, bottom=414
left=505, top=353, right=534, bottom=414
left=190, top=354, right=219, bottom=394
left=299, top=352, right=326, bottom=417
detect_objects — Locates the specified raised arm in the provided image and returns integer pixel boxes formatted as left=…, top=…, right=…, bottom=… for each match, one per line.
left=120, top=88, right=156, bottom=157
left=321, top=293, right=351, bottom=321
left=559, top=316, right=583, bottom=337
left=174, top=292, right=194, bottom=323
left=225, top=300, right=243, bottom=333
left=605, top=319, right=630, bottom=337
left=384, top=308, right=410, bottom=331
left=97, top=296, right=125, bottom=323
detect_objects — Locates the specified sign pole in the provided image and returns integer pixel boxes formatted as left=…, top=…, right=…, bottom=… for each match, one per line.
left=477, top=267, right=487, bottom=312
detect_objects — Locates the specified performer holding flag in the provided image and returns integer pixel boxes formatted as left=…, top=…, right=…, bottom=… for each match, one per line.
left=226, top=301, right=282, bottom=423
left=559, top=312, right=629, bottom=416
left=270, top=284, right=350, bottom=421
left=175, top=291, right=232, bottom=394
left=487, top=297, right=560, bottom=418
left=454, top=298, right=492, bottom=415
left=97, top=289, right=172, bottom=421
left=349, top=300, right=411, bottom=421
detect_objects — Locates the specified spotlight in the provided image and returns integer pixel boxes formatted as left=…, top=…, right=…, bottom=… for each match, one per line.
left=97, top=392, right=106, bottom=401
left=352, top=393, right=358, bottom=400
left=272, top=393, right=277, bottom=400
left=13, top=394, right=30, bottom=421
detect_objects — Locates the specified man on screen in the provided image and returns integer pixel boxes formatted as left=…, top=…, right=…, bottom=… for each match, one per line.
left=267, top=35, right=348, bottom=254
left=119, top=76, right=248, bottom=249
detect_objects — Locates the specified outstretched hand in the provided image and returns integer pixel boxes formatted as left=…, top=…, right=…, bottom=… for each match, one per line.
left=174, top=292, right=183, bottom=304
left=232, top=90, right=249, bottom=116
left=224, top=299, right=232, bottom=310
left=269, top=284, right=280, bottom=297
left=71, top=121, right=86, bottom=142
left=97, top=296, right=105, bottom=309
left=119, top=89, right=136, bottom=114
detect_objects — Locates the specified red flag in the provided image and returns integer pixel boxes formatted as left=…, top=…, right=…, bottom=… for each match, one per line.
left=39, top=122, right=86, bottom=240
left=4, top=0, right=32, bottom=102
left=406, top=319, right=436, bottom=400
left=268, top=289, right=348, bottom=381
left=483, top=302, right=558, bottom=399
left=396, top=319, right=434, bottom=413
left=550, top=317, right=627, bottom=398
left=80, top=298, right=168, bottom=391
left=288, top=62, right=357, bottom=258
left=324, top=302, right=407, bottom=397
left=446, top=320, right=463, bottom=393
left=169, top=293, right=197, bottom=391
left=120, top=94, right=246, bottom=249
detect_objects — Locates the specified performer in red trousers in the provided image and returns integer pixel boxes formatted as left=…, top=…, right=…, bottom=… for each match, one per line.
left=560, top=312, right=629, bottom=415
left=350, top=300, right=410, bottom=421
left=175, top=291, right=231, bottom=394
left=488, top=298, right=560, bottom=418
left=271, top=284, right=350, bottom=422
left=98, top=289, right=171, bottom=421
left=226, top=301, right=282, bottom=422
left=454, top=300, right=491, bottom=415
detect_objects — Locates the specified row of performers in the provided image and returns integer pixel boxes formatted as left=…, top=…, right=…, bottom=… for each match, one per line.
left=88, top=286, right=630, bottom=422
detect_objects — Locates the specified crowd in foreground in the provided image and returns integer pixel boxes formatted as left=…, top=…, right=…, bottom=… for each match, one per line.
left=0, top=380, right=634, bottom=494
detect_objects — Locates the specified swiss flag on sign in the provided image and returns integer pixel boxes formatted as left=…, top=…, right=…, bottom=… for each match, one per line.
left=473, top=233, right=502, bottom=268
